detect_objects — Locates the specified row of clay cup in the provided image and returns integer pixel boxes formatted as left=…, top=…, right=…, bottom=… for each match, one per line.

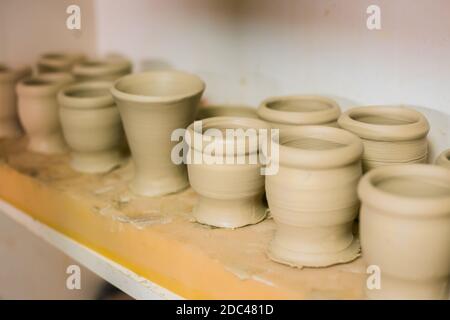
left=0, top=53, right=133, bottom=173
left=256, top=96, right=450, bottom=299
left=257, top=95, right=431, bottom=172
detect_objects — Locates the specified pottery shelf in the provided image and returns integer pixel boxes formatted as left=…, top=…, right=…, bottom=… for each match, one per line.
left=0, top=138, right=366, bottom=300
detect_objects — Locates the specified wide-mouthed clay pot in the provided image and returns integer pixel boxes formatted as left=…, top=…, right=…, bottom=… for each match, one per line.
left=37, top=53, right=84, bottom=73
left=17, top=72, right=74, bottom=154
left=72, top=56, right=132, bottom=82
left=358, top=164, right=450, bottom=299
left=265, top=126, right=363, bottom=267
left=197, top=104, right=258, bottom=120
left=257, top=95, right=341, bottom=129
left=435, top=149, right=450, bottom=169
left=186, top=116, right=271, bottom=228
left=338, top=106, right=429, bottom=172
left=111, top=71, right=205, bottom=196
left=0, top=65, right=31, bottom=138
left=58, top=81, right=127, bottom=173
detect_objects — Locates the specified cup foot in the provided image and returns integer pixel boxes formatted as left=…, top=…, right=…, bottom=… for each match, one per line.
left=129, top=178, right=190, bottom=197
left=268, top=236, right=361, bottom=268
left=0, top=121, right=22, bottom=139
left=70, top=150, right=127, bottom=174
left=194, top=195, right=268, bottom=229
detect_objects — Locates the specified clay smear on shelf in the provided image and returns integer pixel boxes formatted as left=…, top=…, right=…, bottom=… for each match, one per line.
left=0, top=138, right=366, bottom=299
left=358, top=164, right=450, bottom=299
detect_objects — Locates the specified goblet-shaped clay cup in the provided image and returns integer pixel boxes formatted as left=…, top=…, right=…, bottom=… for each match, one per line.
left=435, top=149, right=450, bottom=169
left=111, top=71, right=205, bottom=197
left=72, top=57, right=132, bottom=82
left=265, top=126, right=363, bottom=268
left=338, top=106, right=430, bottom=172
left=257, top=95, right=341, bottom=129
left=197, top=104, right=258, bottom=120
left=37, top=52, right=85, bottom=73
left=58, top=81, right=127, bottom=173
left=17, top=72, right=74, bottom=154
left=0, top=65, right=31, bottom=138
left=358, top=164, right=450, bottom=299
left=186, top=117, right=271, bottom=228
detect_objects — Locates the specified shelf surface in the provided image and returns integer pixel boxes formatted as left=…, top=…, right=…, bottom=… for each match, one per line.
left=0, top=138, right=366, bottom=299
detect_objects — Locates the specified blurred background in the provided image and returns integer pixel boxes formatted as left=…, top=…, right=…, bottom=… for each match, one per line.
left=0, top=0, right=449, bottom=299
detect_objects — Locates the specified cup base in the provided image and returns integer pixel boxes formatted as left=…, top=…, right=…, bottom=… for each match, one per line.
left=0, top=120, right=22, bottom=139
left=268, top=235, right=361, bottom=268
left=194, top=194, right=268, bottom=229
left=70, top=150, right=127, bottom=174
left=129, top=176, right=190, bottom=197
left=28, top=135, right=68, bottom=155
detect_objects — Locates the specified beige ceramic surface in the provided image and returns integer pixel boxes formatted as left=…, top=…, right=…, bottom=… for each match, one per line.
left=186, top=116, right=270, bottom=228
left=358, top=164, right=450, bottom=299
left=37, top=53, right=85, bottom=73
left=111, top=70, right=205, bottom=197
left=435, top=149, right=450, bottom=169
left=17, top=72, right=74, bottom=154
left=72, top=56, right=132, bottom=82
left=0, top=65, right=31, bottom=139
left=257, top=95, right=341, bottom=129
left=197, top=104, right=258, bottom=120
left=338, top=106, right=430, bottom=172
left=265, top=126, right=363, bottom=268
left=58, top=81, right=128, bottom=173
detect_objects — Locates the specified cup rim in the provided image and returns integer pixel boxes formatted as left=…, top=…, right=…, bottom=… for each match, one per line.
left=17, top=72, right=74, bottom=96
left=38, top=52, right=85, bottom=69
left=73, top=58, right=131, bottom=77
left=338, top=106, right=429, bottom=141
left=111, top=70, right=205, bottom=104
left=257, top=95, right=341, bottom=125
left=0, top=65, right=31, bottom=82
left=58, top=81, right=115, bottom=109
left=358, top=164, right=450, bottom=218
left=271, top=125, right=363, bottom=169
left=186, top=116, right=271, bottom=156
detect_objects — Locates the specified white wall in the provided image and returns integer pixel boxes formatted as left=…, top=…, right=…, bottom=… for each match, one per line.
left=1, top=0, right=449, bottom=115
left=94, top=0, right=450, bottom=116
left=0, top=0, right=96, bottom=66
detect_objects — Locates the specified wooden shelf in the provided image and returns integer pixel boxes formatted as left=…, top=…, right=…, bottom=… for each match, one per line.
left=0, top=138, right=366, bottom=299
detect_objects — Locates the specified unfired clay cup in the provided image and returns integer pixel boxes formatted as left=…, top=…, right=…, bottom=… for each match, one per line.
left=72, top=56, right=132, bottom=82
left=338, top=106, right=430, bottom=172
left=0, top=65, right=31, bottom=138
left=197, top=104, right=258, bottom=120
left=58, top=81, right=127, bottom=173
left=186, top=116, right=270, bottom=228
left=257, top=95, right=341, bottom=129
left=265, top=126, right=363, bottom=267
left=17, top=72, right=74, bottom=154
left=111, top=71, right=205, bottom=197
left=37, top=53, right=85, bottom=73
left=358, top=164, right=450, bottom=299
left=435, top=149, right=450, bottom=169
